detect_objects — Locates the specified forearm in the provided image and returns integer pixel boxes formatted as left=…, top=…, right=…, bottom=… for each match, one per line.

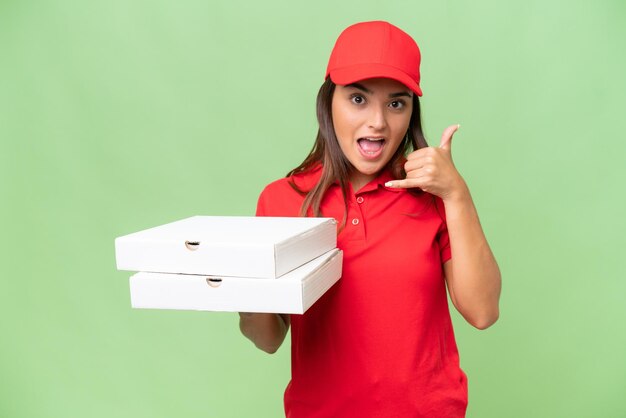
left=238, top=313, right=290, bottom=354
left=443, top=184, right=501, bottom=329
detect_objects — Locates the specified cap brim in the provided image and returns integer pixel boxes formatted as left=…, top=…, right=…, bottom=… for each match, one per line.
left=329, top=64, right=422, bottom=96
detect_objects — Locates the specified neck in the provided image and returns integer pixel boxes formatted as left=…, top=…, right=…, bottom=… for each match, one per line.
left=349, top=171, right=377, bottom=192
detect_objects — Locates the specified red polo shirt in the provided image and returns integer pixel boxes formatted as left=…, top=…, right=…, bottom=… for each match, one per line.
left=256, top=165, right=468, bottom=418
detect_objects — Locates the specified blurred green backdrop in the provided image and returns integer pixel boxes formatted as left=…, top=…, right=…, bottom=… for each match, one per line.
left=1, top=1, right=625, bottom=417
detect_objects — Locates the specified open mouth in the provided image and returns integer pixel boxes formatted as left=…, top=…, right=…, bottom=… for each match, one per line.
left=357, top=137, right=385, bottom=159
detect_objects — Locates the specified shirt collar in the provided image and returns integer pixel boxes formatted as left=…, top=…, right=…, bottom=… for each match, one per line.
left=290, top=163, right=406, bottom=194
left=356, top=169, right=407, bottom=194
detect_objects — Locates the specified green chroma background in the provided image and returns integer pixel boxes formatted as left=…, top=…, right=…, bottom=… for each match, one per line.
left=1, top=1, right=624, bottom=417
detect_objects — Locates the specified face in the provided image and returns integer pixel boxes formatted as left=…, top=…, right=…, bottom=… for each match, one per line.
left=331, top=78, right=413, bottom=190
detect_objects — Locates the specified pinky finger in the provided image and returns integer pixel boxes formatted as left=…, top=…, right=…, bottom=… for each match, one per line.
left=384, top=179, right=424, bottom=189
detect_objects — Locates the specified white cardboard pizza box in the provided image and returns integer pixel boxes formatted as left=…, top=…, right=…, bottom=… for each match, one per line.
left=115, top=216, right=337, bottom=279
left=129, top=249, right=342, bottom=314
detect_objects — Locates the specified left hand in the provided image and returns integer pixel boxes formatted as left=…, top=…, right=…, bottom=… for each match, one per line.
left=385, top=124, right=468, bottom=201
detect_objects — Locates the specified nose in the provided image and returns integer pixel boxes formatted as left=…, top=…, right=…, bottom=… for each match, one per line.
left=367, top=105, right=387, bottom=131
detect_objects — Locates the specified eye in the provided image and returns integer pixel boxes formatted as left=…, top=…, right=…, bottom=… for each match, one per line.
left=389, top=100, right=406, bottom=110
left=350, top=94, right=366, bottom=105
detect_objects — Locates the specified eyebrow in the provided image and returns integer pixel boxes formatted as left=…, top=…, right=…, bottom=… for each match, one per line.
left=346, top=82, right=412, bottom=98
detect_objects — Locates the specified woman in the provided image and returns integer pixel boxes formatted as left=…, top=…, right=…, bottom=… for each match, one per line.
left=239, top=21, right=501, bottom=418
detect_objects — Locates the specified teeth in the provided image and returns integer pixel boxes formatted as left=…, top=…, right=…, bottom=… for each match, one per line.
left=362, top=137, right=384, bottom=141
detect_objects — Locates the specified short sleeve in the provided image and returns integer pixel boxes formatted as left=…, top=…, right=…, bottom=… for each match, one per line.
left=434, top=197, right=452, bottom=263
left=255, top=187, right=269, bottom=217
left=254, top=178, right=304, bottom=218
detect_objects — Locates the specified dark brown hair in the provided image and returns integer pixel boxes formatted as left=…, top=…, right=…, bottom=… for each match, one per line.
left=287, top=78, right=429, bottom=226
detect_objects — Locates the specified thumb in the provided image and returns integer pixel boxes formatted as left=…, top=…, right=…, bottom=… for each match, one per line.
left=439, top=124, right=460, bottom=151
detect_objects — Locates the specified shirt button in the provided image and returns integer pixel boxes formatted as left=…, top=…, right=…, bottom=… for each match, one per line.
left=356, top=196, right=364, bottom=204
left=351, top=218, right=359, bottom=225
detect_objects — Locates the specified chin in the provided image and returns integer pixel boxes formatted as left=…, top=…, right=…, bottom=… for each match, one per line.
left=354, top=164, right=384, bottom=179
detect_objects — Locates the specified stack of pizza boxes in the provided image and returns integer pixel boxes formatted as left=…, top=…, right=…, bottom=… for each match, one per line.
left=115, top=216, right=342, bottom=314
